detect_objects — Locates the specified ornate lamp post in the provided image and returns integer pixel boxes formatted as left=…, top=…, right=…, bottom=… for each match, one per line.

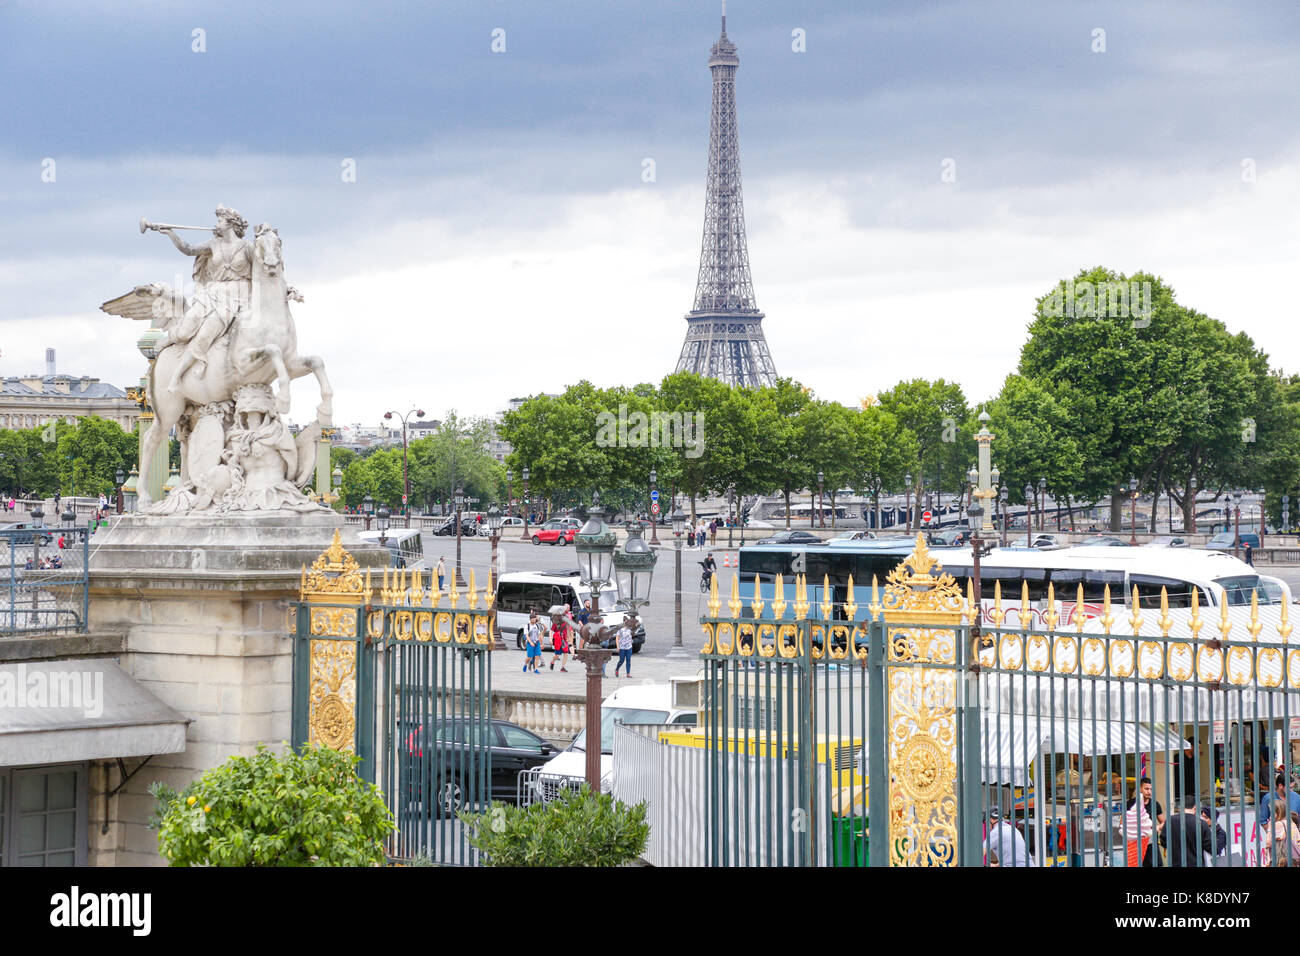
left=971, top=411, right=996, bottom=534
left=614, top=520, right=657, bottom=614
left=1024, top=483, right=1035, bottom=539
left=667, top=505, right=691, bottom=660
left=521, top=466, right=531, bottom=540
left=115, top=468, right=125, bottom=515
left=330, top=467, right=343, bottom=506
left=363, top=494, right=374, bottom=531
left=505, top=467, right=513, bottom=518
left=1188, top=477, right=1198, bottom=534
left=122, top=467, right=139, bottom=513
left=817, top=469, right=825, bottom=528
left=727, top=483, right=735, bottom=549
left=1232, top=490, right=1243, bottom=557
left=904, top=473, right=913, bottom=532
left=1283, top=493, right=1292, bottom=535
left=574, top=494, right=617, bottom=789
left=376, top=504, right=390, bottom=548
left=30, top=504, right=44, bottom=621
left=454, top=485, right=466, bottom=587
left=648, top=467, right=660, bottom=546
left=1038, top=477, right=1048, bottom=532
left=1129, top=477, right=1139, bottom=546
left=383, top=407, right=425, bottom=528
left=486, top=504, right=505, bottom=650
left=999, top=486, right=1009, bottom=547
left=967, top=501, right=994, bottom=656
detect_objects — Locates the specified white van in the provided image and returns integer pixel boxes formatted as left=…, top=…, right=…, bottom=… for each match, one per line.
left=356, top=528, right=428, bottom=572
left=494, top=570, right=619, bottom=647
left=534, top=680, right=700, bottom=795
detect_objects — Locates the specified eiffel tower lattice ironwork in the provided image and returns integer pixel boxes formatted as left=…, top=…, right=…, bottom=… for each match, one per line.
left=674, top=3, right=778, bottom=389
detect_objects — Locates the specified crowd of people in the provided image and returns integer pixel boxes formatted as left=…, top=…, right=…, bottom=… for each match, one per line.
left=519, top=600, right=636, bottom=679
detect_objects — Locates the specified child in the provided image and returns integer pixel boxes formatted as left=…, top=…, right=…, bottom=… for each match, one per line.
left=523, top=611, right=543, bottom=674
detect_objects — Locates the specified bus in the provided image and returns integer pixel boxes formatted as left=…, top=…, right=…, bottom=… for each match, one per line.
left=736, top=540, right=1294, bottom=624
left=356, top=528, right=428, bottom=572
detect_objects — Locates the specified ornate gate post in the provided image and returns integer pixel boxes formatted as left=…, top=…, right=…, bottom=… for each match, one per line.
left=877, top=533, right=968, bottom=866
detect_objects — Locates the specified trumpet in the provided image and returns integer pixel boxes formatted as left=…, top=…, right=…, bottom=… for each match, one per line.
left=139, top=217, right=215, bottom=234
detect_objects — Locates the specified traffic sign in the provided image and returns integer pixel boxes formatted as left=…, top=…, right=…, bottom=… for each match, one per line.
left=650, top=490, right=660, bottom=502
left=922, top=510, right=932, bottom=523
left=651, top=502, right=660, bottom=515
left=402, top=494, right=408, bottom=504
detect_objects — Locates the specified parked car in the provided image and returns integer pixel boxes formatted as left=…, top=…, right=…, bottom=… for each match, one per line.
left=531, top=519, right=579, bottom=546
left=432, top=516, right=476, bottom=537
left=831, top=530, right=876, bottom=542
left=1207, top=531, right=1261, bottom=551
left=754, top=530, right=822, bottom=546
left=403, top=717, right=556, bottom=816
left=0, top=523, right=52, bottom=546
left=1006, top=533, right=1066, bottom=549
left=1081, top=535, right=1127, bottom=547
left=1143, top=536, right=1190, bottom=548
left=498, top=516, right=525, bottom=530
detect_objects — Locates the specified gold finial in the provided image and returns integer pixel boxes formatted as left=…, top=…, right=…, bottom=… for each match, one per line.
left=364, top=568, right=373, bottom=603
left=485, top=570, right=495, bottom=609
left=1018, top=579, right=1033, bottom=630
left=1044, top=582, right=1059, bottom=631
left=990, top=579, right=1004, bottom=626
left=449, top=574, right=461, bottom=609
left=1128, top=586, right=1144, bottom=635
left=844, top=575, right=857, bottom=620
left=429, top=572, right=441, bottom=608
left=965, top=579, right=977, bottom=625
left=794, top=575, right=810, bottom=620
left=1248, top=588, right=1261, bottom=640
left=1158, top=587, right=1173, bottom=637
left=750, top=574, right=765, bottom=618
left=1075, top=583, right=1086, bottom=633
left=868, top=575, right=881, bottom=621
left=300, top=565, right=306, bottom=595
left=1217, top=592, right=1232, bottom=642
left=707, top=570, right=721, bottom=618
left=468, top=569, right=479, bottom=609
left=411, top=568, right=425, bottom=606
left=1189, top=586, right=1203, bottom=639
left=381, top=567, right=390, bottom=603
left=728, top=574, right=742, bottom=619
left=773, top=575, right=787, bottom=619
left=820, top=573, right=833, bottom=620
left=1279, top=597, right=1292, bottom=641
left=1101, top=585, right=1114, bottom=635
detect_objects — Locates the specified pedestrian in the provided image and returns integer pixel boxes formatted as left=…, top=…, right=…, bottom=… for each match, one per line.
left=436, top=556, right=446, bottom=591
left=1259, top=773, right=1300, bottom=825
left=523, top=610, right=544, bottom=674
left=1160, top=793, right=1216, bottom=866
left=1126, top=776, right=1163, bottom=866
left=549, top=609, right=571, bottom=672
left=57, top=534, right=65, bottom=550
left=613, top=614, right=635, bottom=678
left=1244, top=540, right=1254, bottom=566
left=577, top=598, right=591, bottom=628
left=982, top=806, right=1033, bottom=867
left=709, top=518, right=718, bottom=545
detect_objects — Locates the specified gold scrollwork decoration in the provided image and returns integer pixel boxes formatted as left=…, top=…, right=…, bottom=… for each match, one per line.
left=716, top=623, right=736, bottom=656
left=308, top=638, right=357, bottom=752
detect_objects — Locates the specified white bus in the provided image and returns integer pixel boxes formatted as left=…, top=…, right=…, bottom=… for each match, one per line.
left=356, top=528, right=428, bottom=572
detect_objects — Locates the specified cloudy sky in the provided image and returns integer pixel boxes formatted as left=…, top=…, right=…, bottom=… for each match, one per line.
left=2, top=0, right=1298, bottom=428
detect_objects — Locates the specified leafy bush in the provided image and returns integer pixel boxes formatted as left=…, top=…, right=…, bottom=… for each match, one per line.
left=460, top=785, right=648, bottom=867
left=150, top=743, right=394, bottom=866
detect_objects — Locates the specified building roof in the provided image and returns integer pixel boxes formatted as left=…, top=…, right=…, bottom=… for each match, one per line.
left=1, top=375, right=129, bottom=400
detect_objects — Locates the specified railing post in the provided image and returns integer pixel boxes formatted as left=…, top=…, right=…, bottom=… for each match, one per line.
left=867, top=616, right=887, bottom=866
left=960, top=622, right=983, bottom=866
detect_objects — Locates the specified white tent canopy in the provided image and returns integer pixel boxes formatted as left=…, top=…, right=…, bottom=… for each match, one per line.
left=980, top=715, right=1191, bottom=787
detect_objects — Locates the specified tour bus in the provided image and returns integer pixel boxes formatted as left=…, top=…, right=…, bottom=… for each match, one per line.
left=735, top=540, right=1294, bottom=625
left=356, top=528, right=428, bottom=572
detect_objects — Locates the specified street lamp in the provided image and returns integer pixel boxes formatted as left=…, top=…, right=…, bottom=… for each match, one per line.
left=648, top=467, right=660, bottom=546
left=376, top=504, right=390, bottom=547
left=505, top=467, right=513, bottom=518
left=522, top=466, right=531, bottom=540
left=331, top=467, right=342, bottom=507
left=574, top=494, right=617, bottom=789
left=115, top=467, right=125, bottom=515
left=1188, top=477, right=1198, bottom=535
left=1024, top=483, right=1034, bottom=539
left=817, top=469, right=825, bottom=528
left=363, top=493, right=374, bottom=531
left=613, top=520, right=657, bottom=612
left=727, top=484, right=735, bottom=549
left=486, top=504, right=505, bottom=650
left=1128, top=477, right=1139, bottom=546
left=62, top=505, right=75, bottom=529
left=1232, top=490, right=1243, bottom=557
left=1038, top=477, right=1048, bottom=532
left=668, top=505, right=690, bottom=660
left=905, top=473, right=913, bottom=531
left=383, top=408, right=424, bottom=528
left=1284, top=493, right=1292, bottom=535
left=454, top=485, right=465, bottom=587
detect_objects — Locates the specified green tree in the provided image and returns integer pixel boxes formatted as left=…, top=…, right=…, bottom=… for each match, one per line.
left=877, top=379, right=970, bottom=528
left=149, top=744, right=394, bottom=867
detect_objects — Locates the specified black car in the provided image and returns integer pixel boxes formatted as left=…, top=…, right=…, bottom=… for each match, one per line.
left=755, top=530, right=822, bottom=546
left=432, top=517, right=476, bottom=537
left=402, top=717, right=555, bottom=815
left=0, top=523, right=53, bottom=546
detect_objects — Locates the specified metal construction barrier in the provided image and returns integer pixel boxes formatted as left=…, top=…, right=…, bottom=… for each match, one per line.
left=694, top=533, right=1299, bottom=867
left=1, top=524, right=90, bottom=636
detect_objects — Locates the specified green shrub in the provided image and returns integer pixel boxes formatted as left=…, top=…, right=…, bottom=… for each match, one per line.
left=150, top=743, right=394, bottom=866
left=460, top=785, right=648, bottom=867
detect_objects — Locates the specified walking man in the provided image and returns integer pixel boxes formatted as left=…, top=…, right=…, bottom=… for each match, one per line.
left=1160, top=793, right=1215, bottom=866
left=436, top=556, right=446, bottom=591
left=1128, top=777, right=1165, bottom=866
left=613, top=614, right=635, bottom=678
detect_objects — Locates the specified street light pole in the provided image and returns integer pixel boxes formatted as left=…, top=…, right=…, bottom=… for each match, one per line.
left=363, top=494, right=374, bottom=531
left=573, top=495, right=616, bottom=789
left=727, top=484, right=735, bottom=549
left=1128, top=477, right=1139, bottom=546
left=999, top=486, right=1009, bottom=547
left=817, top=469, right=825, bottom=529
left=667, top=506, right=690, bottom=660
left=506, top=467, right=513, bottom=517
left=522, top=466, right=531, bottom=540
left=649, top=467, right=660, bottom=546
left=454, top=485, right=465, bottom=587
left=905, top=473, right=913, bottom=532
left=486, top=505, right=505, bottom=650
left=115, top=468, right=125, bottom=515
left=383, top=407, right=425, bottom=529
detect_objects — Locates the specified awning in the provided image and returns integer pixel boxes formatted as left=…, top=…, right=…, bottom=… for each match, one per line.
left=0, top=659, right=189, bottom=766
left=981, top=716, right=1191, bottom=787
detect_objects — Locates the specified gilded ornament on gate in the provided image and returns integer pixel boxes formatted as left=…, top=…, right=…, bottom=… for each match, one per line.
left=308, top=638, right=357, bottom=752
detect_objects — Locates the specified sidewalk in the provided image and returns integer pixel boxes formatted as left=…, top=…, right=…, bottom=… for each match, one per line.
left=490, top=647, right=706, bottom=697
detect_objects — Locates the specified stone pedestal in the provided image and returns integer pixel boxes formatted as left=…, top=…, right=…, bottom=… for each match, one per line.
left=85, top=511, right=387, bottom=865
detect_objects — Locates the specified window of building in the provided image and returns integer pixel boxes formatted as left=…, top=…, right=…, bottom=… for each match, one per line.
left=0, top=764, right=87, bottom=867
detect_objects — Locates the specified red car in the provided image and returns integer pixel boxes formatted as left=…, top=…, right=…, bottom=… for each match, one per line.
left=531, top=518, right=581, bottom=546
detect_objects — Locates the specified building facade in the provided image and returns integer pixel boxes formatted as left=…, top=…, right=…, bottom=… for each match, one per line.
left=0, top=350, right=139, bottom=432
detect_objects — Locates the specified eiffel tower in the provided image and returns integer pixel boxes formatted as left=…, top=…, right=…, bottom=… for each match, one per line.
left=674, top=2, right=778, bottom=389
